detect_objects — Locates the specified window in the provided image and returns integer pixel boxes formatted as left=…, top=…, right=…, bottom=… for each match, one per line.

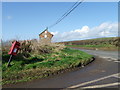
left=44, top=35, right=47, bottom=38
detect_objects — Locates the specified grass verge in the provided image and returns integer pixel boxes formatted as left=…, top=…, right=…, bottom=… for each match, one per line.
left=2, top=48, right=93, bottom=85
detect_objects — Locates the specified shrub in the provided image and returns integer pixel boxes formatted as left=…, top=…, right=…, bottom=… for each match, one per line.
left=31, top=42, right=66, bottom=55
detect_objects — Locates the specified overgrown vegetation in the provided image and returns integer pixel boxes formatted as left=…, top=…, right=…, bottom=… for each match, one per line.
left=2, top=40, right=93, bottom=85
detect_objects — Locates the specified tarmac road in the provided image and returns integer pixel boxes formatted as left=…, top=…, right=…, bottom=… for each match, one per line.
left=75, top=48, right=119, bottom=61
left=3, top=48, right=119, bottom=89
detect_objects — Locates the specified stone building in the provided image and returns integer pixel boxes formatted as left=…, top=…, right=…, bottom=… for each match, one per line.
left=39, top=28, right=53, bottom=43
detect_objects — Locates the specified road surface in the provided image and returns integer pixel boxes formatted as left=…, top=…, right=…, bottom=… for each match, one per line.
left=3, top=48, right=119, bottom=89
left=75, top=48, right=119, bottom=61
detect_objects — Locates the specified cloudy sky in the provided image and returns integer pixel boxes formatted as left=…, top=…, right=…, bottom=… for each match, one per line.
left=51, top=22, right=118, bottom=42
left=2, top=2, right=118, bottom=42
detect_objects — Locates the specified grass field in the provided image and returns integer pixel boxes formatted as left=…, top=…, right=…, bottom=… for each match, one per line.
left=63, top=37, right=119, bottom=51
left=66, top=44, right=118, bottom=50
left=2, top=47, right=93, bottom=85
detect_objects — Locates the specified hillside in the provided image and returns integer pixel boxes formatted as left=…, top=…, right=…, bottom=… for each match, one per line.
left=61, top=37, right=120, bottom=51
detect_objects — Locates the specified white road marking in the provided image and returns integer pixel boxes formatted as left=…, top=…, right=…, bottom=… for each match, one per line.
left=107, top=60, right=120, bottom=63
left=107, top=60, right=113, bottom=61
left=81, top=82, right=120, bottom=89
left=100, top=56, right=120, bottom=63
left=68, top=73, right=120, bottom=88
left=113, top=73, right=120, bottom=78
left=113, top=61, right=120, bottom=63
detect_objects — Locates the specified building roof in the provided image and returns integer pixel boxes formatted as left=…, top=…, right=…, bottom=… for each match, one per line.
left=39, top=28, right=53, bottom=37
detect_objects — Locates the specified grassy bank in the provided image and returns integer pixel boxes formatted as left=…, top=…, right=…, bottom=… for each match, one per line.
left=2, top=47, right=93, bottom=85
left=62, top=37, right=120, bottom=51
left=67, top=44, right=118, bottom=51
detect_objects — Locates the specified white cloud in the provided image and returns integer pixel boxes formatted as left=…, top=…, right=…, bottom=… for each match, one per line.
left=99, top=31, right=110, bottom=36
left=72, top=26, right=89, bottom=33
left=51, top=22, right=118, bottom=42
left=51, top=31, right=58, bottom=35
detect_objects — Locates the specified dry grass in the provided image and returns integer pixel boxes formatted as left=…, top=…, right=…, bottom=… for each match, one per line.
left=31, top=41, right=66, bottom=55
left=2, top=39, right=66, bottom=59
